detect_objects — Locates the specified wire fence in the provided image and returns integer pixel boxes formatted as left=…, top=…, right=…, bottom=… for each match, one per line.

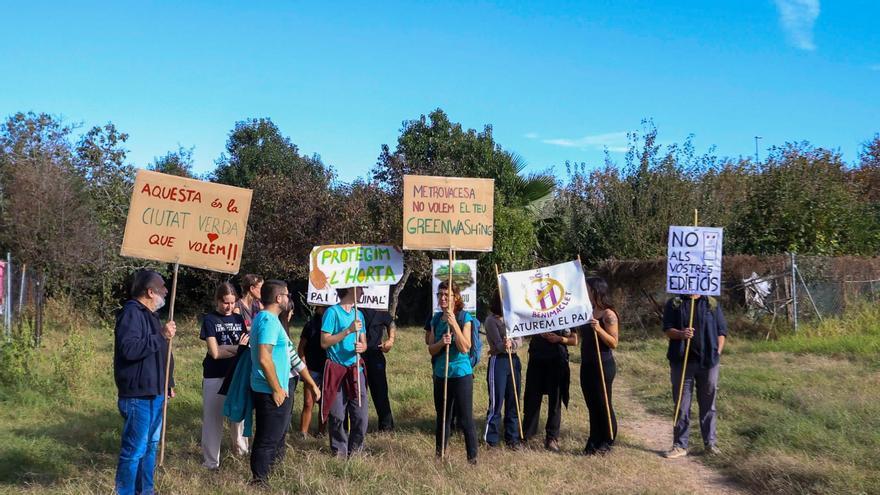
left=594, top=253, right=880, bottom=337
left=1, top=253, right=47, bottom=344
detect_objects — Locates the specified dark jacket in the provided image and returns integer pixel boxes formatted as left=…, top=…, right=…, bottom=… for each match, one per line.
left=114, top=299, right=175, bottom=398
left=662, top=296, right=728, bottom=369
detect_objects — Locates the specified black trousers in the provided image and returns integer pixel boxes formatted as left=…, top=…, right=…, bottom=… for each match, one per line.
left=580, top=356, right=617, bottom=448
left=363, top=350, right=394, bottom=431
left=522, top=357, right=564, bottom=441
left=250, top=390, right=292, bottom=482
left=433, top=375, right=478, bottom=460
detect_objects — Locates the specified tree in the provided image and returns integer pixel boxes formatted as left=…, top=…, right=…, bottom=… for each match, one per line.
left=0, top=113, right=103, bottom=296
left=372, top=109, right=553, bottom=319
left=149, top=146, right=195, bottom=178
left=213, top=118, right=328, bottom=188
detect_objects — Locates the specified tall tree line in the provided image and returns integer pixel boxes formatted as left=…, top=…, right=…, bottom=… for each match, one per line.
left=1, top=111, right=877, bottom=321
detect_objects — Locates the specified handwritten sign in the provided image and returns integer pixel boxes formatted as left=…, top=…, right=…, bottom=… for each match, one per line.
left=666, top=226, right=724, bottom=296
left=120, top=169, right=253, bottom=274
left=402, top=175, right=494, bottom=252
left=308, top=244, right=404, bottom=289
left=307, top=283, right=389, bottom=310
left=432, top=259, right=477, bottom=313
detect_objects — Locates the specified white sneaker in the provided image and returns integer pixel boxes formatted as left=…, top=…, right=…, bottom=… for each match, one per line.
left=664, top=446, right=688, bottom=459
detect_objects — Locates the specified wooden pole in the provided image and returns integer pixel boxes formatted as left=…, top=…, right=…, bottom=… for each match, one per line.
left=158, top=261, right=179, bottom=467
left=354, top=291, right=361, bottom=408
left=440, top=248, right=454, bottom=458
left=579, top=255, right=614, bottom=440
left=673, top=210, right=698, bottom=427
left=494, top=264, right=524, bottom=440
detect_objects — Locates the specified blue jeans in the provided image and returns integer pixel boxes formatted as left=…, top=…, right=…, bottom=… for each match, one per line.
left=116, top=396, right=164, bottom=495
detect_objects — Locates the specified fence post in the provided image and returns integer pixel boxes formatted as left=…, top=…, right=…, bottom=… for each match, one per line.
left=5, top=252, right=11, bottom=337
left=791, top=252, right=798, bottom=333
left=19, top=263, right=27, bottom=316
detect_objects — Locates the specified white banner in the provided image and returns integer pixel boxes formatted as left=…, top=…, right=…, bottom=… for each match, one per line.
left=306, top=282, right=389, bottom=309
left=432, top=259, right=477, bottom=313
left=499, top=259, right=593, bottom=338
left=666, top=226, right=724, bottom=296
left=308, top=244, right=404, bottom=289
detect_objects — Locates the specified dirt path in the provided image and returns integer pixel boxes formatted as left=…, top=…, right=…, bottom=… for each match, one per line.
left=613, top=377, right=749, bottom=495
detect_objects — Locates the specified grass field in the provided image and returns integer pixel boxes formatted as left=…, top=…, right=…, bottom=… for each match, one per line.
left=0, top=304, right=878, bottom=494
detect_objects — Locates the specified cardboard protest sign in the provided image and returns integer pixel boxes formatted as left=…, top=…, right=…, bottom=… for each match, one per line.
left=402, top=175, right=494, bottom=252
left=499, top=259, right=593, bottom=338
left=120, top=170, right=252, bottom=274
left=432, top=259, right=477, bottom=313
left=308, top=244, right=404, bottom=289
left=307, top=283, right=389, bottom=309
left=666, top=226, right=724, bottom=296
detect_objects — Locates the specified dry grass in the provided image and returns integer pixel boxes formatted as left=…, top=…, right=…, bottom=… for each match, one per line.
left=2, top=320, right=748, bottom=495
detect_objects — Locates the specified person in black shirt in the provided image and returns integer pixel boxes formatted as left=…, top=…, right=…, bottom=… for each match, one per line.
left=361, top=307, right=397, bottom=431
left=662, top=294, right=728, bottom=458
left=522, top=326, right=578, bottom=452
left=579, top=277, right=619, bottom=456
left=200, top=282, right=249, bottom=469
left=297, top=306, right=327, bottom=437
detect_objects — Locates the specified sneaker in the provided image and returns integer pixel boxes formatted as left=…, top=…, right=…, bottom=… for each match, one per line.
left=705, top=445, right=722, bottom=456
left=664, top=446, right=688, bottom=459
left=544, top=437, right=560, bottom=453
left=467, top=457, right=478, bottom=466
left=506, top=442, right=524, bottom=452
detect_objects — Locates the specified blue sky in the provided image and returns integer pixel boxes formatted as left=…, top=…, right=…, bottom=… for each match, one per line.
left=1, top=1, right=877, bottom=181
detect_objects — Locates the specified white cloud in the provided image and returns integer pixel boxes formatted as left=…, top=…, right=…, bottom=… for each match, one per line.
left=774, top=0, right=820, bottom=51
left=524, top=132, right=539, bottom=139
left=542, top=131, right=628, bottom=153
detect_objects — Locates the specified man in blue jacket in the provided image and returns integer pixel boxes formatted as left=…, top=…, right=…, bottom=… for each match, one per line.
left=113, top=270, right=176, bottom=495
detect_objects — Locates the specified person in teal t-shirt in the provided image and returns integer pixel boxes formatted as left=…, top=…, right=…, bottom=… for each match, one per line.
left=426, top=280, right=478, bottom=463
left=320, top=287, right=368, bottom=457
left=248, top=280, right=320, bottom=486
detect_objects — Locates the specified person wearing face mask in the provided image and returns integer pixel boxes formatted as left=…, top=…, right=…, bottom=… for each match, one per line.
left=199, top=282, right=250, bottom=470
left=248, top=280, right=321, bottom=487
left=113, top=270, right=176, bottom=495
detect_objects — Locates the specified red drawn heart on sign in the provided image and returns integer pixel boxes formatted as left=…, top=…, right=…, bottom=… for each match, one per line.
left=207, top=233, right=219, bottom=243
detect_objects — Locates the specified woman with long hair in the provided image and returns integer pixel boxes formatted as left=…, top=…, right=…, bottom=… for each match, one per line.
left=580, top=276, right=619, bottom=455
left=200, top=282, right=250, bottom=469
left=426, top=280, right=478, bottom=463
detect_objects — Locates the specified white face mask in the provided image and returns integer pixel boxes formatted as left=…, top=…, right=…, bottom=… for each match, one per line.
left=153, top=294, right=166, bottom=311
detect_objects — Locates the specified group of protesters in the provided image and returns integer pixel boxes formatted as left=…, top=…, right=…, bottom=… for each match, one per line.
left=112, top=269, right=727, bottom=493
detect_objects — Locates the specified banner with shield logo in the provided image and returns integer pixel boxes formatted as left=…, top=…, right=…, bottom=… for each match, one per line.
left=498, top=259, right=593, bottom=339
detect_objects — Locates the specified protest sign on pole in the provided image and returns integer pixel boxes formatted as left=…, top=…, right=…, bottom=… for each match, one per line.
left=402, top=175, right=494, bottom=252
left=121, top=169, right=253, bottom=274
left=308, top=244, right=403, bottom=407
left=666, top=225, right=724, bottom=296
left=308, top=244, right=404, bottom=289
left=306, top=282, right=389, bottom=310
left=499, top=259, right=593, bottom=339
left=431, top=259, right=477, bottom=313
left=119, top=169, right=253, bottom=466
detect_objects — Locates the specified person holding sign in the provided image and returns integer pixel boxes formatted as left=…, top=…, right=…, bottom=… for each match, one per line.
left=426, top=281, right=479, bottom=463
left=522, top=328, right=577, bottom=452
left=483, top=289, right=523, bottom=450
left=579, top=277, right=619, bottom=456
left=320, top=288, right=369, bottom=458
left=662, top=294, right=728, bottom=458
left=199, top=282, right=249, bottom=469
left=248, top=280, right=321, bottom=486
left=113, top=270, right=176, bottom=495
